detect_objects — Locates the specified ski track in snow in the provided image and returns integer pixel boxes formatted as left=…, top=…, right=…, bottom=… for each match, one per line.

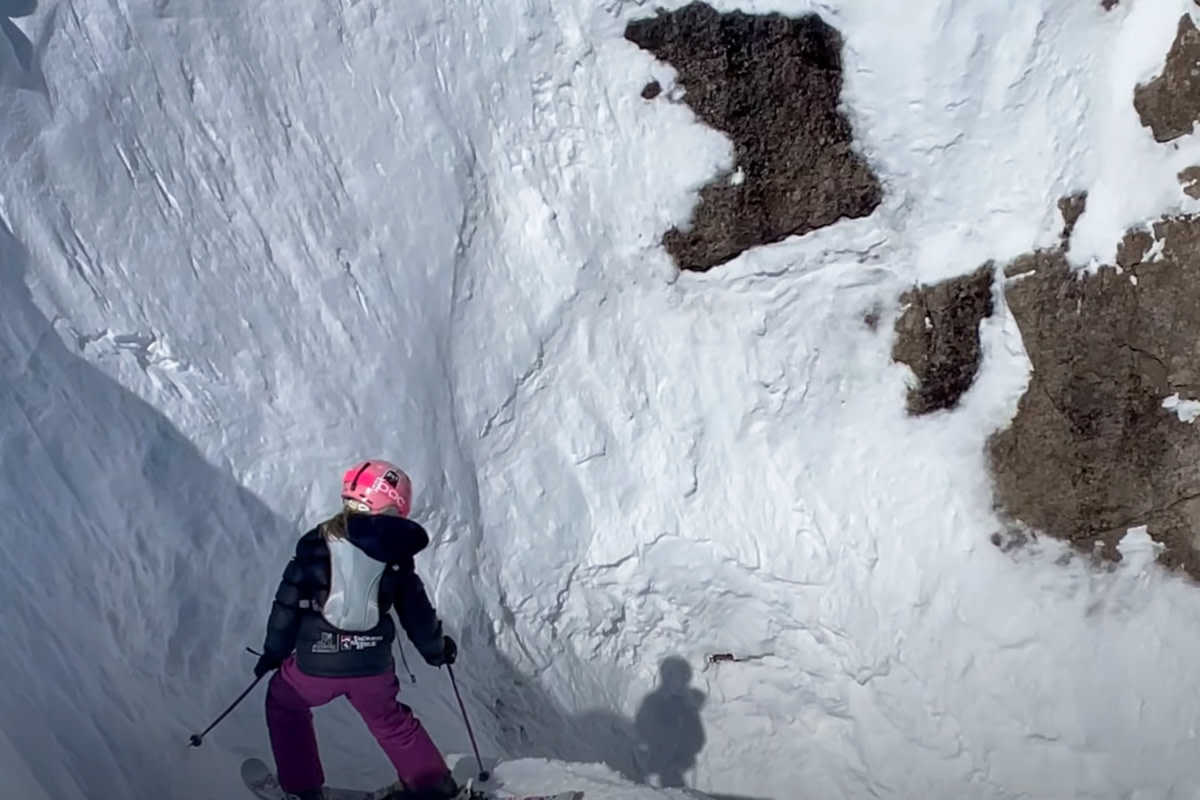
left=4, top=0, right=1200, bottom=798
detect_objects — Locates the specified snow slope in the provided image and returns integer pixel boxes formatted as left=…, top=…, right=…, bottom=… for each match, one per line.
left=4, top=0, right=1200, bottom=798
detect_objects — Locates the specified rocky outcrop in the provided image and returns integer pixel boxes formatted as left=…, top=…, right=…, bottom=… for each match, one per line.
left=1133, top=14, right=1200, bottom=143
left=892, top=266, right=996, bottom=416
left=989, top=215, right=1200, bottom=577
left=626, top=2, right=882, bottom=272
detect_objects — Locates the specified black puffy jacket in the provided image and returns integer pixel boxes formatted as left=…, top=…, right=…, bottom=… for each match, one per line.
left=260, top=512, right=446, bottom=678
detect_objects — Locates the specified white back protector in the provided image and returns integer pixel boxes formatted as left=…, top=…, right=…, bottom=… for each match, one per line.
left=321, top=537, right=387, bottom=632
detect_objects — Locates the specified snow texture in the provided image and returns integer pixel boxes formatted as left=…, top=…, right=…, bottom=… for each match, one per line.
left=4, top=0, right=1200, bottom=799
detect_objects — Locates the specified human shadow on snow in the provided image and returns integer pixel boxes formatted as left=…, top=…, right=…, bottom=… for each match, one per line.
left=631, top=656, right=707, bottom=788
left=461, top=649, right=771, bottom=800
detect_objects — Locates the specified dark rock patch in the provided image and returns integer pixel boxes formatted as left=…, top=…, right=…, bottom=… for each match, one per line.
left=1133, top=14, right=1200, bottom=143
left=892, top=264, right=995, bottom=416
left=1058, top=192, right=1088, bottom=247
left=1179, top=165, right=1200, bottom=199
left=988, top=214, right=1200, bottom=578
left=625, top=2, right=882, bottom=272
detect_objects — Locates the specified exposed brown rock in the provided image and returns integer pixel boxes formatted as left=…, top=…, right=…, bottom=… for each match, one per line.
left=1101, top=0, right=1119, bottom=10
left=1058, top=192, right=1088, bottom=246
left=1133, top=14, right=1200, bottom=143
left=892, top=264, right=995, bottom=416
left=988, top=215, right=1200, bottom=578
left=625, top=2, right=882, bottom=272
left=641, top=81, right=662, bottom=100
left=1179, top=165, right=1200, bottom=198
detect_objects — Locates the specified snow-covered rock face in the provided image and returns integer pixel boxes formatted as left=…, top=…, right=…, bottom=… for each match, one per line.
left=7, top=1, right=1200, bottom=800
left=1134, top=14, right=1200, bottom=143
left=0, top=1, right=487, bottom=797
left=460, top=2, right=1200, bottom=799
left=897, top=13, right=1200, bottom=582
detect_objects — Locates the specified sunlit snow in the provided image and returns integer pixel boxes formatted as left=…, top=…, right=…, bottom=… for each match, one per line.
left=4, top=0, right=1200, bottom=799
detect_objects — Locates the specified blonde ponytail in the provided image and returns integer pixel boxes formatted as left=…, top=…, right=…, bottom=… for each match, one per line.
left=318, top=507, right=350, bottom=540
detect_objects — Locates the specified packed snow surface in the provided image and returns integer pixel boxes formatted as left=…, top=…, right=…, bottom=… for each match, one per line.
left=4, top=0, right=1200, bottom=798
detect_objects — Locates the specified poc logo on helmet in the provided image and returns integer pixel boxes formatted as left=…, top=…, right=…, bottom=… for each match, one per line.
left=371, top=475, right=408, bottom=510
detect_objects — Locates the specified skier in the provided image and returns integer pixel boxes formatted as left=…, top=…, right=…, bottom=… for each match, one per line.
left=253, top=459, right=462, bottom=800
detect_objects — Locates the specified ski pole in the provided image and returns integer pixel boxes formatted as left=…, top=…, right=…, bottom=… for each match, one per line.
left=188, top=671, right=264, bottom=747
left=396, top=640, right=417, bottom=684
left=446, top=664, right=489, bottom=782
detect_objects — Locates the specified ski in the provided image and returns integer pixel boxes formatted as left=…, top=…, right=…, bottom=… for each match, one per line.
left=241, top=758, right=584, bottom=800
left=242, top=758, right=393, bottom=800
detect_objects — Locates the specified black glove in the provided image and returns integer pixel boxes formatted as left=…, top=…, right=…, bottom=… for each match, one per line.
left=254, top=653, right=284, bottom=679
left=423, top=635, right=457, bottom=667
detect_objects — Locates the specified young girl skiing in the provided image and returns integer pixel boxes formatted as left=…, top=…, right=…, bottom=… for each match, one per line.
left=254, top=459, right=462, bottom=800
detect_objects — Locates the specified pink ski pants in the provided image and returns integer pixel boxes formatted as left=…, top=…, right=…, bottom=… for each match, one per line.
left=265, top=656, right=449, bottom=795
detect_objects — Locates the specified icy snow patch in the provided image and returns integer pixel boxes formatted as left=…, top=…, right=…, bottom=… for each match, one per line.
left=1163, top=393, right=1200, bottom=423
left=1117, top=527, right=1167, bottom=575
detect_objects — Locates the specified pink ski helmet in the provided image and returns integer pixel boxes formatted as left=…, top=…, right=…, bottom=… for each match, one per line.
left=340, top=459, right=412, bottom=517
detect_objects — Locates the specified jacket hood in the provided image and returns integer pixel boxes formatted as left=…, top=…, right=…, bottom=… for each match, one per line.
left=344, top=513, right=430, bottom=563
